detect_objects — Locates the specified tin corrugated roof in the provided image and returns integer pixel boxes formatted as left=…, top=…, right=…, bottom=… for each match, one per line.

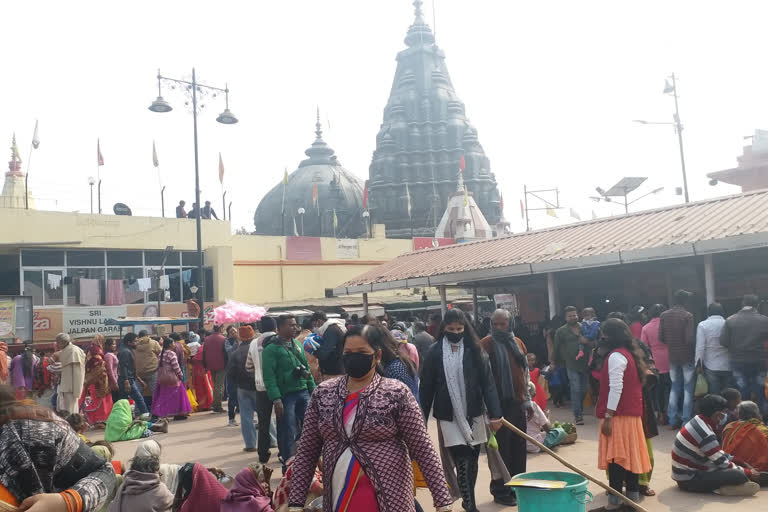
left=336, top=190, right=768, bottom=293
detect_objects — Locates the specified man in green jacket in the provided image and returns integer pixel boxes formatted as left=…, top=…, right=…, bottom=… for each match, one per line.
left=262, top=314, right=315, bottom=468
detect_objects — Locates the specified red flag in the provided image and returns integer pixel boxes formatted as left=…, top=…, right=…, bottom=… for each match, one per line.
left=459, top=155, right=466, bottom=172
left=312, top=182, right=318, bottom=207
left=363, top=184, right=368, bottom=209
left=97, top=139, right=104, bottom=166
left=500, top=193, right=504, bottom=213
left=520, top=199, right=525, bottom=219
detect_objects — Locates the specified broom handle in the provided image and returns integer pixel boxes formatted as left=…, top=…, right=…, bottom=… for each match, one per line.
left=500, top=418, right=649, bottom=512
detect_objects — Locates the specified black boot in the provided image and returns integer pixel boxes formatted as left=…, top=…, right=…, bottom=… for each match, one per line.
left=455, top=457, right=479, bottom=512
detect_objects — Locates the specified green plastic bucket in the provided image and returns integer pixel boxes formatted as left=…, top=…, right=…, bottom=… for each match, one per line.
left=512, top=471, right=594, bottom=512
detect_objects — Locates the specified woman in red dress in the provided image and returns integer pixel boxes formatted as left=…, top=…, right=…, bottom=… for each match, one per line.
left=189, top=333, right=213, bottom=411
left=79, top=335, right=114, bottom=424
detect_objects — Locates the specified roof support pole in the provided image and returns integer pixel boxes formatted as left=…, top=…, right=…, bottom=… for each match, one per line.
left=547, top=272, right=559, bottom=320
left=472, top=287, right=479, bottom=324
left=704, top=254, right=715, bottom=306
left=362, top=292, right=369, bottom=316
left=439, top=286, right=448, bottom=318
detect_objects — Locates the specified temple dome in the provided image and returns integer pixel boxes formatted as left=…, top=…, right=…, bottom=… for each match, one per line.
left=253, top=115, right=365, bottom=238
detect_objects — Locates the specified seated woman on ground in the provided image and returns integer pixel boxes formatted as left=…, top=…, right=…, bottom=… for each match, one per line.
left=108, top=454, right=173, bottom=512
left=104, top=399, right=168, bottom=443
left=0, top=384, right=116, bottom=511
left=525, top=382, right=566, bottom=453
left=722, top=400, right=768, bottom=475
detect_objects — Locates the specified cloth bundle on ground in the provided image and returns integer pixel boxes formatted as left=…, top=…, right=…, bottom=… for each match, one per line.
left=220, top=464, right=274, bottom=512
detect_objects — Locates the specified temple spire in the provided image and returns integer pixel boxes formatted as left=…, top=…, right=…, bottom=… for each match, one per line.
left=300, top=108, right=336, bottom=167
left=315, top=106, right=323, bottom=141
left=405, top=0, right=435, bottom=46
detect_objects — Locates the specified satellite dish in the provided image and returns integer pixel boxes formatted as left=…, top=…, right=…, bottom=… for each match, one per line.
left=113, top=203, right=132, bottom=216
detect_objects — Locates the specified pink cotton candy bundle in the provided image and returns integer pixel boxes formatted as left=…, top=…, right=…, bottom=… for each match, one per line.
left=214, top=300, right=266, bottom=325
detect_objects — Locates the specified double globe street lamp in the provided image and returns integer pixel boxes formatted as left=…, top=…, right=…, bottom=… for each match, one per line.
left=149, top=68, right=238, bottom=326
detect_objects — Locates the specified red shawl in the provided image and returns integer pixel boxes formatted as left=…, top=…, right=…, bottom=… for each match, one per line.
left=179, top=463, right=227, bottom=512
left=722, top=419, right=768, bottom=471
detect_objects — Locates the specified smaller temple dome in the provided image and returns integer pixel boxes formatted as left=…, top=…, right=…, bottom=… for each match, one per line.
left=253, top=113, right=366, bottom=238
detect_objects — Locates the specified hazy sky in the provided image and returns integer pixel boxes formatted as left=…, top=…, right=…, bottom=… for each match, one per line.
left=2, top=0, right=764, bottom=233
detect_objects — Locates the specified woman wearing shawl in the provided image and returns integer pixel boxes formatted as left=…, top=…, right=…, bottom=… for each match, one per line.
left=187, top=333, right=213, bottom=411
left=0, top=342, right=9, bottom=386
left=174, top=463, right=227, bottom=512
left=288, top=324, right=452, bottom=512
left=420, top=309, right=503, bottom=512
left=152, top=338, right=192, bottom=419
left=104, top=338, right=120, bottom=404
left=80, top=335, right=114, bottom=424
left=221, top=464, right=274, bottom=512
left=10, top=343, right=36, bottom=399
left=132, top=440, right=182, bottom=496
left=722, top=401, right=768, bottom=472
left=108, top=454, right=173, bottom=512
left=104, top=399, right=167, bottom=442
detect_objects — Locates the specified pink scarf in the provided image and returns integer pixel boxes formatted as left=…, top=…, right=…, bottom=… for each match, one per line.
left=179, top=463, right=227, bottom=512
left=220, top=467, right=273, bottom=512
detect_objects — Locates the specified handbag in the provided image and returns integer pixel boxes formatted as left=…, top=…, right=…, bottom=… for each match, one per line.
left=157, top=363, right=179, bottom=387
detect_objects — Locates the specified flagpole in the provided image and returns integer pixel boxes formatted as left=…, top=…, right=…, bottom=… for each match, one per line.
left=222, top=190, right=227, bottom=221
left=161, top=185, right=166, bottom=217
left=24, top=145, right=33, bottom=210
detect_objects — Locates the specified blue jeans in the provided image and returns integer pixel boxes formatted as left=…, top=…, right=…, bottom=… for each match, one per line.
left=566, top=368, right=588, bottom=420
left=703, top=367, right=733, bottom=397
left=668, top=362, right=696, bottom=426
left=238, top=387, right=259, bottom=449
left=731, top=362, right=768, bottom=416
left=119, top=378, right=149, bottom=416
left=278, top=389, right=310, bottom=464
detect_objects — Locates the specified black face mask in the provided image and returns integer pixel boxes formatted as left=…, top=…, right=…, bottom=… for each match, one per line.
left=343, top=352, right=375, bottom=378
left=445, top=331, right=464, bottom=344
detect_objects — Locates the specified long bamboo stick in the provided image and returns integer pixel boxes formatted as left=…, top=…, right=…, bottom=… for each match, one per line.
left=500, top=418, right=649, bottom=512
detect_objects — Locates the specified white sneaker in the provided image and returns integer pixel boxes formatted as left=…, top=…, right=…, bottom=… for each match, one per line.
left=714, top=481, right=759, bottom=496
left=228, top=420, right=239, bottom=426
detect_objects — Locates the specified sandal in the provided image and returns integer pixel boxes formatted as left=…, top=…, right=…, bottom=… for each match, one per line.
left=639, top=486, right=656, bottom=497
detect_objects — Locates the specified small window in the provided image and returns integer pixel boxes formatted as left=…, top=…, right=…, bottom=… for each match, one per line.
left=67, top=250, right=105, bottom=267
left=145, top=250, right=180, bottom=266
left=22, top=250, right=64, bottom=267
left=182, top=251, right=204, bottom=266
left=107, top=251, right=143, bottom=266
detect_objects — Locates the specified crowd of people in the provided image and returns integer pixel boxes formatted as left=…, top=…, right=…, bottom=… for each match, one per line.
left=3, top=292, right=768, bottom=511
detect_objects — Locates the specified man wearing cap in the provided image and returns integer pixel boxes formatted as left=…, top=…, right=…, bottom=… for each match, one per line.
left=660, top=289, right=696, bottom=429
left=229, top=325, right=261, bottom=453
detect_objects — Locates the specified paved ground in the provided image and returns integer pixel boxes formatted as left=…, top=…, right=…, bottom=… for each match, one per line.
left=92, top=404, right=768, bottom=511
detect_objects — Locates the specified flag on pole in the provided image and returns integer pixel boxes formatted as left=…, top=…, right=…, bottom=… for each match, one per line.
left=152, top=141, right=159, bottom=168
left=11, top=134, right=21, bottom=162
left=312, top=182, right=318, bottom=209
left=293, top=216, right=299, bottom=236
left=520, top=199, right=525, bottom=220
left=405, top=183, right=412, bottom=218
left=32, top=120, right=40, bottom=149
left=546, top=207, right=557, bottom=218
left=569, top=208, right=581, bottom=221
left=97, top=139, right=104, bottom=166
left=463, top=185, right=469, bottom=207
left=218, top=153, right=225, bottom=184
left=459, top=154, right=466, bottom=172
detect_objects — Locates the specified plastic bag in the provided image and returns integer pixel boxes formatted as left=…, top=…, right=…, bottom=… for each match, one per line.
left=694, top=373, right=708, bottom=398
left=488, top=432, right=499, bottom=450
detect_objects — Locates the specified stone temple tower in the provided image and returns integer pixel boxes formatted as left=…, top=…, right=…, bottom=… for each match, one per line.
left=0, top=134, right=33, bottom=209
left=367, top=0, right=501, bottom=238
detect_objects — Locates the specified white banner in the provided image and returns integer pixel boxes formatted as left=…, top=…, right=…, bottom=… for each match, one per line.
left=493, top=294, right=518, bottom=315
left=63, top=306, right=127, bottom=339
left=336, top=238, right=359, bottom=259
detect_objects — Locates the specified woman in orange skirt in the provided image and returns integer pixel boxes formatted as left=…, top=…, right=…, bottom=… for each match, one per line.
left=189, top=333, right=213, bottom=411
left=592, top=319, right=651, bottom=512
left=79, top=334, right=114, bottom=424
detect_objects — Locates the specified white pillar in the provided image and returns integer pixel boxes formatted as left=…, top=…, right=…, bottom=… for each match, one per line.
left=439, top=286, right=448, bottom=317
left=362, top=292, right=369, bottom=316
left=547, top=272, right=559, bottom=320
left=704, top=255, right=715, bottom=305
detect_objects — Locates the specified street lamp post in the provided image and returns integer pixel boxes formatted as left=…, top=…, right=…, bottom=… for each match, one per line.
left=88, top=176, right=95, bottom=214
left=149, top=68, right=238, bottom=327
left=362, top=210, right=370, bottom=238
left=633, top=72, right=690, bottom=203
left=297, top=207, right=305, bottom=235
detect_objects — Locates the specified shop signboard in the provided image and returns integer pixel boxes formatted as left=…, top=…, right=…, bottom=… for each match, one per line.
left=63, top=306, right=127, bottom=338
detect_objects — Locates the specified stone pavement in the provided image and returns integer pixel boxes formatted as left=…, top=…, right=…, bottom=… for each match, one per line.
left=92, top=405, right=768, bottom=511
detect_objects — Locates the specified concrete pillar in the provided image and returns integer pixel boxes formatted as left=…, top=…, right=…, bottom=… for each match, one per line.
left=362, top=292, right=369, bottom=316
left=472, top=287, right=479, bottom=322
left=439, top=286, right=448, bottom=317
left=704, top=254, right=715, bottom=306
left=547, top=272, right=559, bottom=320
